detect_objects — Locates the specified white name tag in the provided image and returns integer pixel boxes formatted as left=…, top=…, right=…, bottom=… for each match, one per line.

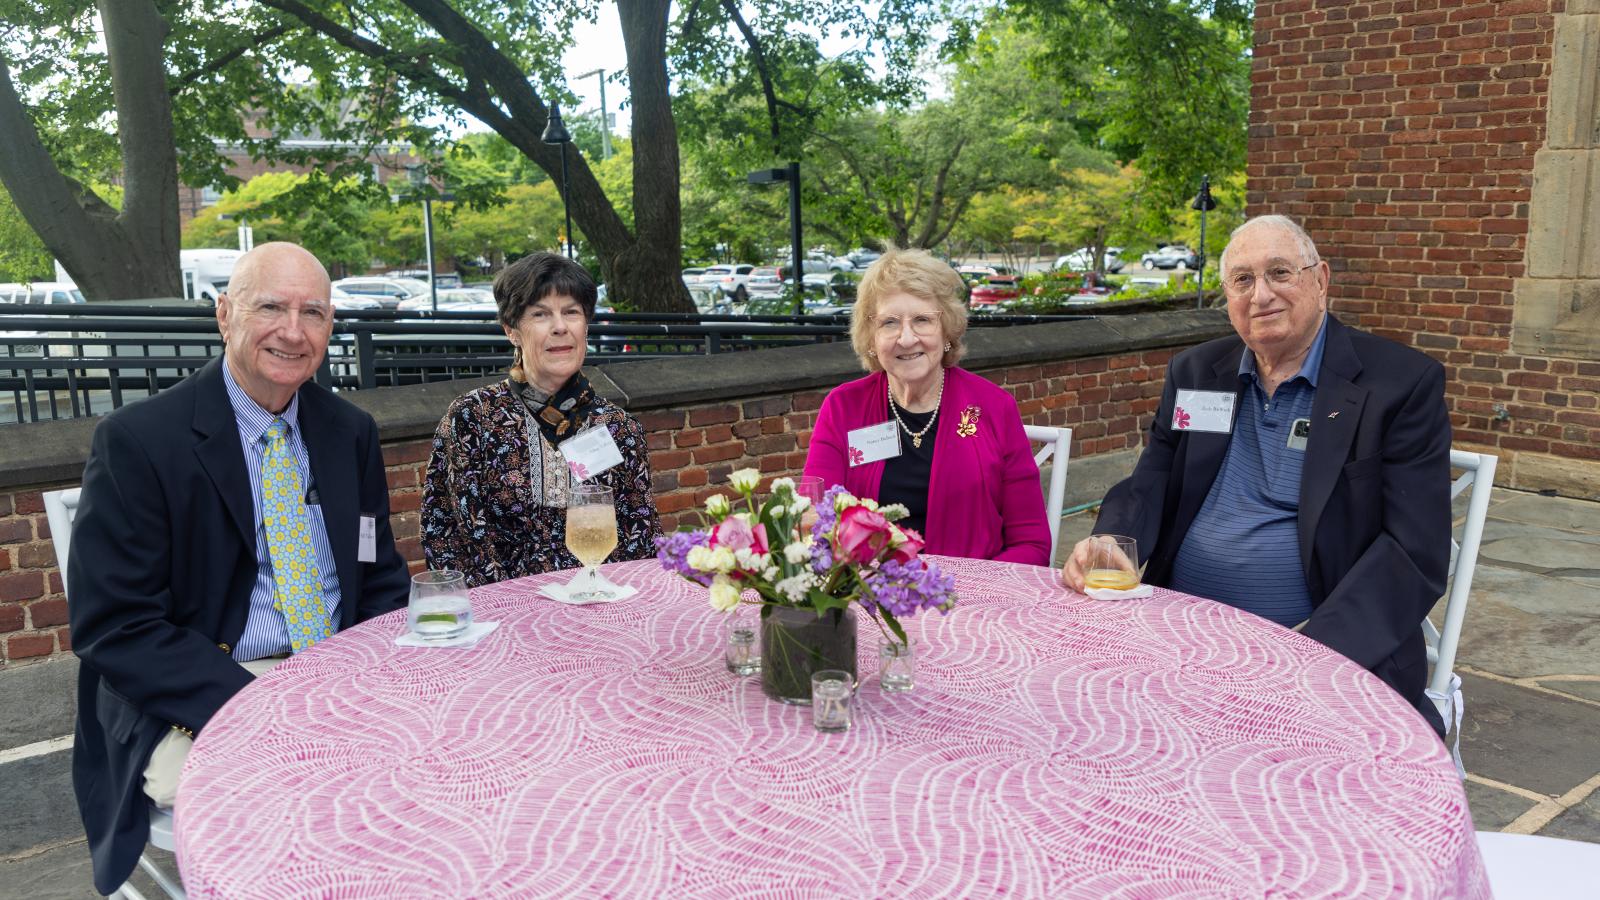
left=563, top=425, right=624, bottom=482
left=1172, top=390, right=1236, bottom=434
left=846, top=420, right=901, bottom=467
left=358, top=516, right=377, bottom=563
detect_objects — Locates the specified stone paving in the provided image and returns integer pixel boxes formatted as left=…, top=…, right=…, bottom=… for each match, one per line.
left=5, top=488, right=1596, bottom=898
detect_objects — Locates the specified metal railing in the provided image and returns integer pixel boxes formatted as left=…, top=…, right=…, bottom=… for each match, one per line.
left=0, top=303, right=1089, bottom=424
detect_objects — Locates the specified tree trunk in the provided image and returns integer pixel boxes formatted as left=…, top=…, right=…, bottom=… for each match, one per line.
left=0, top=0, right=181, bottom=300
left=612, top=0, right=694, bottom=312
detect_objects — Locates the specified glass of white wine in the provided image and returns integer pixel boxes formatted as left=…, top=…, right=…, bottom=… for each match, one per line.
left=1084, top=535, right=1140, bottom=591
left=564, top=483, right=620, bottom=601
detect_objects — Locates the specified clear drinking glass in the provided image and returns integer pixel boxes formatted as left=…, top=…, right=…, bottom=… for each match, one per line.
left=565, top=484, right=619, bottom=601
left=880, top=638, right=915, bottom=693
left=811, top=669, right=855, bottom=733
left=408, top=570, right=471, bottom=640
left=1084, top=535, right=1140, bottom=591
left=724, top=609, right=761, bottom=676
left=795, top=476, right=824, bottom=533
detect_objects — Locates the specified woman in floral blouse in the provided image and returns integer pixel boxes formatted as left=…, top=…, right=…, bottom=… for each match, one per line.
left=422, top=252, right=661, bottom=586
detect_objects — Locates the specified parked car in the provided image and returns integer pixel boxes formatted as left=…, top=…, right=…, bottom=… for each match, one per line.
left=0, top=282, right=84, bottom=305
left=969, top=274, right=1021, bottom=308
left=391, top=269, right=464, bottom=289
left=1053, top=247, right=1125, bottom=274
left=847, top=248, right=882, bottom=270
left=329, top=285, right=382, bottom=311
left=1123, top=275, right=1170, bottom=293
left=397, top=287, right=498, bottom=313
left=702, top=263, right=755, bottom=301
left=332, top=276, right=431, bottom=309
left=1140, top=245, right=1199, bottom=270
left=745, top=266, right=786, bottom=297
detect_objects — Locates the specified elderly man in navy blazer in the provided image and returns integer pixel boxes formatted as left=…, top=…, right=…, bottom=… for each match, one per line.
left=68, top=242, right=410, bottom=894
left=1062, top=215, right=1451, bottom=736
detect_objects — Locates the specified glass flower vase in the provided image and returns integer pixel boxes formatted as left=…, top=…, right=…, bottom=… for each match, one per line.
left=760, top=604, right=858, bottom=705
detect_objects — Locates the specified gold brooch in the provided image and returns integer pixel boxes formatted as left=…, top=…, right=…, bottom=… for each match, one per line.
left=956, top=405, right=981, bottom=437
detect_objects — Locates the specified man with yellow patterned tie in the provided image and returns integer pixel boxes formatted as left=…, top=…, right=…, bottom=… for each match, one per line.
left=67, top=242, right=410, bottom=895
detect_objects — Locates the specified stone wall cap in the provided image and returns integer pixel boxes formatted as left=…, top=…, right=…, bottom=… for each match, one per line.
left=0, top=311, right=1231, bottom=489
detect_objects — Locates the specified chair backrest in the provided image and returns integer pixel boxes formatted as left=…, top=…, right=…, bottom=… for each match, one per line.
left=1425, top=450, right=1498, bottom=696
left=1023, top=425, right=1073, bottom=563
left=42, top=488, right=81, bottom=597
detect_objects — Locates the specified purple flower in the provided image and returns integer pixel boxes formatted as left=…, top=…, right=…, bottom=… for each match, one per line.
left=862, top=559, right=957, bottom=619
left=655, top=530, right=713, bottom=586
left=811, top=484, right=851, bottom=543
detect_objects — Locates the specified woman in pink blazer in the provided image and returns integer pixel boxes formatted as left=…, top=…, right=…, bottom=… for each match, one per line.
left=804, top=248, right=1051, bottom=566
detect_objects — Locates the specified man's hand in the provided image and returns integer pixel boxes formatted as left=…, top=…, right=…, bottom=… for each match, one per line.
left=1060, top=536, right=1098, bottom=592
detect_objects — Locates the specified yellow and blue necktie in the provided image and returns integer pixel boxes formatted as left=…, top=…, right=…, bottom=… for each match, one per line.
left=262, top=419, right=329, bottom=652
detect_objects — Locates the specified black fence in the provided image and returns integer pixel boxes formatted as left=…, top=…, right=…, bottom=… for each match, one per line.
left=0, top=304, right=1089, bottom=424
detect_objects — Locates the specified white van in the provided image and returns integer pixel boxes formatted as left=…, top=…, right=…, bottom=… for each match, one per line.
left=52, top=248, right=241, bottom=304
left=0, top=282, right=85, bottom=305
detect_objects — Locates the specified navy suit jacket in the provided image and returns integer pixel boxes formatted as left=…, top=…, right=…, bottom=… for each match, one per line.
left=68, top=357, right=409, bottom=894
left=1096, top=316, right=1451, bottom=734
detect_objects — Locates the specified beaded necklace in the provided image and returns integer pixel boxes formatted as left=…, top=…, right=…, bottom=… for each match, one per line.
left=887, top=371, right=945, bottom=449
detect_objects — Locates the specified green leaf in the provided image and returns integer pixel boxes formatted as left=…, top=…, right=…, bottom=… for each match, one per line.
left=807, top=589, right=852, bottom=614
left=880, top=608, right=907, bottom=645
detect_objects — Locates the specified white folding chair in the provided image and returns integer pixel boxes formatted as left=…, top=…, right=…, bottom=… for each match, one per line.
left=1023, top=425, right=1073, bottom=563
left=42, top=487, right=80, bottom=595
left=45, top=488, right=186, bottom=899
left=1475, top=831, right=1600, bottom=899
left=1424, top=449, right=1497, bottom=776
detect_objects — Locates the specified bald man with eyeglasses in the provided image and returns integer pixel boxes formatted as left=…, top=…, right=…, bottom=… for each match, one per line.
left=1062, top=215, right=1452, bottom=738
left=67, top=243, right=410, bottom=894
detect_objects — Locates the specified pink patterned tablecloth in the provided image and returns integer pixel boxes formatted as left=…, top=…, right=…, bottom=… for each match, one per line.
left=175, top=557, right=1487, bottom=898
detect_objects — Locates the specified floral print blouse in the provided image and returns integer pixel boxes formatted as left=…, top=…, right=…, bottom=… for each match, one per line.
left=422, top=379, right=662, bottom=587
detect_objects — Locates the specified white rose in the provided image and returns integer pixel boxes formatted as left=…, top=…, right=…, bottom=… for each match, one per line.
left=708, top=546, right=737, bottom=573
left=708, top=577, right=741, bottom=612
left=770, top=476, right=795, bottom=497
left=705, top=494, right=731, bottom=518
left=784, top=541, right=811, bottom=565
left=789, top=497, right=811, bottom=515
left=686, top=545, right=714, bottom=572
left=729, top=468, right=761, bottom=493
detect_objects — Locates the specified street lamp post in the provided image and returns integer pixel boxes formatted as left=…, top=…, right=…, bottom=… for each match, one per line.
left=408, top=164, right=439, bottom=313
left=748, top=162, right=804, bottom=315
left=542, top=102, right=574, bottom=258
left=574, top=69, right=612, bottom=160
left=1191, top=174, right=1218, bottom=309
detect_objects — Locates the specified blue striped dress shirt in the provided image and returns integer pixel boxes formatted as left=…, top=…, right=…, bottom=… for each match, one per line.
left=222, top=361, right=343, bottom=660
left=1168, top=317, right=1330, bottom=626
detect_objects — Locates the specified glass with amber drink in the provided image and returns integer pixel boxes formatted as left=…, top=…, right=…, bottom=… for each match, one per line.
left=1084, top=535, right=1140, bottom=591
left=565, top=484, right=620, bottom=601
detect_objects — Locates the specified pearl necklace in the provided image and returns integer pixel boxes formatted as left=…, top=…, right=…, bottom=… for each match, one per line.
left=888, top=372, right=944, bottom=449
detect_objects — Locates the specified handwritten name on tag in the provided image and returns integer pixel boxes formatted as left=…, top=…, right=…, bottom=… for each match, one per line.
left=563, top=425, right=624, bottom=482
left=1172, top=390, right=1236, bottom=434
left=846, top=420, right=901, bottom=467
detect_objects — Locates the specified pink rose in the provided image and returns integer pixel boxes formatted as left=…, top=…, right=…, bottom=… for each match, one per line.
left=711, top=516, right=769, bottom=555
left=836, top=505, right=894, bottom=565
left=888, top=526, right=925, bottom=564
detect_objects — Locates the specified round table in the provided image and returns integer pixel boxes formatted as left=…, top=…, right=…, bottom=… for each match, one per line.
left=176, top=557, right=1487, bottom=898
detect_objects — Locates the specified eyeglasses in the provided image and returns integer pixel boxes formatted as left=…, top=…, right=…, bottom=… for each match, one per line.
left=1222, top=262, right=1318, bottom=299
left=874, top=312, right=940, bottom=337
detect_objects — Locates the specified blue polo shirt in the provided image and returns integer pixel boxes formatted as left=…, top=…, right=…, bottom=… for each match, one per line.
left=1168, top=316, right=1330, bottom=626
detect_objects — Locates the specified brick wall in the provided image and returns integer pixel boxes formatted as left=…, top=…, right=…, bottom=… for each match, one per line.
left=0, top=348, right=1176, bottom=666
left=1249, top=0, right=1600, bottom=490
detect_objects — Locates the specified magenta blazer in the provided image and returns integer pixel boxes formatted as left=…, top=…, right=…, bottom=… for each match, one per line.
left=804, top=366, right=1051, bottom=566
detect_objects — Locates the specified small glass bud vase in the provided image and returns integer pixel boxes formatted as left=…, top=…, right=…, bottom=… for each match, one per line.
left=880, top=638, right=915, bottom=693
left=725, top=612, right=761, bottom=676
